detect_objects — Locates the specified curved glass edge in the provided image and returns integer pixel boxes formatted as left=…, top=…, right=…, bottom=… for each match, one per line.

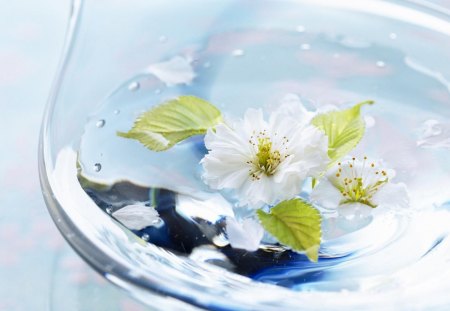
left=38, top=0, right=450, bottom=310
left=37, top=0, right=202, bottom=309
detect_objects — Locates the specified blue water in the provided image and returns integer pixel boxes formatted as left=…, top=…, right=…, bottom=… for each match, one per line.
left=76, top=23, right=450, bottom=294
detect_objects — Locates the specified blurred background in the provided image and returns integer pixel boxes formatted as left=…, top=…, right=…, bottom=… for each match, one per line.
left=0, top=0, right=450, bottom=310
left=0, top=1, right=150, bottom=310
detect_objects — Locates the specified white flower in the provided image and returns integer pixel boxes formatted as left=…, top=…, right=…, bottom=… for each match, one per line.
left=276, top=93, right=313, bottom=124
left=226, top=217, right=264, bottom=251
left=201, top=106, right=329, bottom=207
left=310, top=157, right=409, bottom=213
left=112, top=204, right=160, bottom=230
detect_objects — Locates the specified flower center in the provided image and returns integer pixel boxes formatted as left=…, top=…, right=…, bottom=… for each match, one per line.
left=247, top=131, right=289, bottom=180
left=256, top=137, right=281, bottom=175
left=335, top=157, right=388, bottom=208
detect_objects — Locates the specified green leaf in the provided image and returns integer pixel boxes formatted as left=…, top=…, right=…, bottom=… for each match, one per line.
left=312, top=100, right=374, bottom=168
left=118, top=95, right=223, bottom=151
left=257, top=199, right=322, bottom=262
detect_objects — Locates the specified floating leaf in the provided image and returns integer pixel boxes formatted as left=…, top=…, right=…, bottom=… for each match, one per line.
left=257, top=199, right=322, bottom=262
left=312, top=100, right=374, bottom=168
left=118, top=96, right=223, bottom=151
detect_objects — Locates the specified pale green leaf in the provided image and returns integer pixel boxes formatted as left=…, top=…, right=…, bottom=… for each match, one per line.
left=257, top=199, right=322, bottom=262
left=118, top=95, right=223, bottom=151
left=312, top=100, right=374, bottom=168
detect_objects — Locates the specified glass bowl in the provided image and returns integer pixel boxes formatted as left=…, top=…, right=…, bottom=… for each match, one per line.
left=39, top=0, right=450, bottom=310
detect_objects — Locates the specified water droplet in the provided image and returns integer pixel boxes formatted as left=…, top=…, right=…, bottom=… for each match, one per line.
left=106, top=207, right=113, bottom=214
left=389, top=32, right=397, bottom=40
left=158, top=35, right=167, bottom=43
left=376, top=61, right=386, bottom=68
left=429, top=125, right=443, bottom=136
left=141, top=233, right=150, bottom=241
left=300, top=43, right=311, bottom=50
left=232, top=49, right=245, bottom=57
left=152, top=218, right=162, bottom=225
left=105, top=264, right=114, bottom=271
left=113, top=109, right=120, bottom=115
left=128, top=81, right=140, bottom=92
left=418, top=119, right=446, bottom=146
left=296, top=25, right=306, bottom=33
left=96, top=119, right=105, bottom=128
left=93, top=163, right=102, bottom=172
left=212, top=234, right=229, bottom=247
left=364, top=116, right=376, bottom=128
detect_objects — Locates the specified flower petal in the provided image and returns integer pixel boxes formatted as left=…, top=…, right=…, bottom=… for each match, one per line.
left=238, top=177, right=273, bottom=207
left=372, top=182, right=409, bottom=209
left=146, top=56, right=195, bottom=86
left=112, top=204, right=159, bottom=230
left=226, top=217, right=263, bottom=251
left=275, top=93, right=314, bottom=125
left=310, top=179, right=342, bottom=210
left=242, top=108, right=266, bottom=135
left=339, top=202, right=372, bottom=218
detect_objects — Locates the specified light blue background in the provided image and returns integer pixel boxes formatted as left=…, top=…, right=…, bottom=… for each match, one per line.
left=0, top=1, right=150, bottom=310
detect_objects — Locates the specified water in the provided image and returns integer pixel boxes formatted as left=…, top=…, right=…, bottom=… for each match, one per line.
left=74, top=9, right=450, bottom=304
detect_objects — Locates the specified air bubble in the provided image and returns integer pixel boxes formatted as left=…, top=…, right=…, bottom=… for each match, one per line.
left=376, top=61, right=386, bottom=68
left=203, top=61, right=211, bottom=68
left=389, top=33, right=397, bottom=40
left=152, top=218, right=163, bottom=225
left=364, top=116, right=376, bottom=128
left=106, top=207, right=113, bottom=214
left=296, top=25, right=306, bottom=33
left=158, top=35, right=167, bottom=43
left=94, top=163, right=102, bottom=172
left=232, top=49, right=245, bottom=57
left=300, top=43, right=311, bottom=50
left=154, top=89, right=162, bottom=95
left=128, top=81, right=140, bottom=92
left=141, top=233, right=150, bottom=241
left=96, top=119, right=105, bottom=128
left=113, top=109, right=120, bottom=115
